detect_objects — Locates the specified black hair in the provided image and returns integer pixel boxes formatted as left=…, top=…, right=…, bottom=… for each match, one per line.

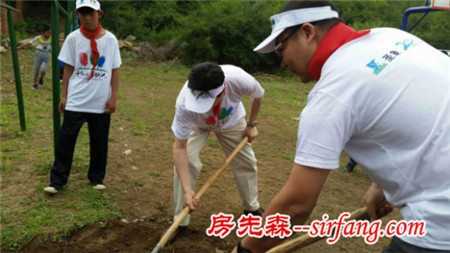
left=188, top=62, right=225, bottom=91
left=280, top=0, right=343, bottom=31
left=77, top=6, right=97, bottom=15
left=42, top=24, right=51, bottom=32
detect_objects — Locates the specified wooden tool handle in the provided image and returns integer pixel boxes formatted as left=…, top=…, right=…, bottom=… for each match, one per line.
left=151, top=137, right=249, bottom=252
left=267, top=207, right=368, bottom=253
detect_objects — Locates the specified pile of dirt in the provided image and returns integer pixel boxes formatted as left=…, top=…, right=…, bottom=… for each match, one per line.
left=137, top=40, right=179, bottom=62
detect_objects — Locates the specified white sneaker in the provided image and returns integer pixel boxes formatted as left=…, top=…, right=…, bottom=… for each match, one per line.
left=92, top=184, right=106, bottom=190
left=44, top=186, right=58, bottom=194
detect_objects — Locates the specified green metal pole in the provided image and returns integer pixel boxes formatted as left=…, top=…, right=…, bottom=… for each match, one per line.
left=0, top=3, right=19, bottom=13
left=64, top=14, right=70, bottom=37
left=51, top=0, right=61, bottom=156
left=64, top=0, right=75, bottom=36
left=7, top=9, right=26, bottom=131
left=68, top=0, right=76, bottom=31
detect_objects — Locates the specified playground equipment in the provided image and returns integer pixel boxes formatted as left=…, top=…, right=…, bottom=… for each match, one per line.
left=2, top=1, right=76, bottom=153
left=51, top=0, right=61, bottom=149
left=1, top=3, right=26, bottom=131
left=401, top=0, right=449, bottom=32
left=51, top=0, right=76, bottom=155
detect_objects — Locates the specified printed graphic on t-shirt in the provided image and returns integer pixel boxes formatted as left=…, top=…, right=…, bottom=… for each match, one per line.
left=33, top=36, right=51, bottom=52
left=75, top=52, right=108, bottom=80
left=366, top=38, right=417, bottom=75
left=204, top=106, right=234, bottom=130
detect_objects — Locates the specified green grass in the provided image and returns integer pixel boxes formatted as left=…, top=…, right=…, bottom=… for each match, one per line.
left=0, top=49, right=195, bottom=251
left=133, top=131, right=145, bottom=136
left=272, top=148, right=295, bottom=161
left=0, top=49, right=121, bottom=251
left=0, top=190, right=118, bottom=250
left=0, top=46, right=364, bottom=251
left=150, top=171, right=161, bottom=177
left=0, top=51, right=199, bottom=250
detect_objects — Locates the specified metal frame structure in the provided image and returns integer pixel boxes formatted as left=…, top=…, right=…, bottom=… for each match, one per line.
left=51, top=0, right=76, bottom=155
left=1, top=3, right=26, bottom=131
left=2, top=1, right=76, bottom=153
left=401, top=0, right=447, bottom=32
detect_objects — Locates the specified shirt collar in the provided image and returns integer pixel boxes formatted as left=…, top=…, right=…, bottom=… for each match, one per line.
left=308, top=22, right=370, bottom=81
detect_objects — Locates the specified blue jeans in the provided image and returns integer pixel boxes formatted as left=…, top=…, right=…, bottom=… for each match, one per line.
left=33, top=50, right=49, bottom=80
left=50, top=110, right=111, bottom=187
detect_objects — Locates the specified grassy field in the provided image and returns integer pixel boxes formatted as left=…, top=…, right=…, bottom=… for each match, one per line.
left=1, top=48, right=124, bottom=250
left=1, top=48, right=392, bottom=252
left=0, top=48, right=299, bottom=250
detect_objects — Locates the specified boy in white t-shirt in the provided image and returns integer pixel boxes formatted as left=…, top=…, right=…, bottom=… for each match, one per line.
left=44, top=0, right=121, bottom=194
left=235, top=0, right=449, bottom=252
left=17, top=25, right=51, bottom=89
left=168, top=62, right=265, bottom=242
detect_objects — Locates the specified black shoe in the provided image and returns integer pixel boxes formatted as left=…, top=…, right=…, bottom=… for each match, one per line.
left=38, top=78, right=44, bottom=86
left=244, top=207, right=265, bottom=217
left=344, top=159, right=358, bottom=172
left=31, top=84, right=38, bottom=90
left=162, top=225, right=188, bottom=245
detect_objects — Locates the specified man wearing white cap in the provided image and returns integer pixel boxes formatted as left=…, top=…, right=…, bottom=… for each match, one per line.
left=234, top=0, right=449, bottom=252
left=170, top=62, right=265, bottom=241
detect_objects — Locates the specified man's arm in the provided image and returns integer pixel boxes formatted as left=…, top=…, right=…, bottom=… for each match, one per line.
left=173, top=137, right=198, bottom=211
left=105, top=68, right=119, bottom=114
left=59, top=64, right=74, bottom=113
left=237, top=163, right=330, bottom=253
left=243, top=96, right=263, bottom=142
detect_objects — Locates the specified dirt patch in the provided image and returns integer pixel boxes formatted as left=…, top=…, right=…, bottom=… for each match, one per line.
left=22, top=127, right=400, bottom=253
left=25, top=219, right=225, bottom=253
left=1, top=50, right=401, bottom=253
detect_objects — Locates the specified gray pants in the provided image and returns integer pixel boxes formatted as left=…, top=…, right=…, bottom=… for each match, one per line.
left=173, top=120, right=260, bottom=226
left=33, top=50, right=49, bottom=80
left=383, top=237, right=450, bottom=253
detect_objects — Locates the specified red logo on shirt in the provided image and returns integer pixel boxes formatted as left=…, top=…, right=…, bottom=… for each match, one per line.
left=79, top=52, right=88, bottom=66
left=79, top=52, right=106, bottom=67
left=204, top=106, right=234, bottom=126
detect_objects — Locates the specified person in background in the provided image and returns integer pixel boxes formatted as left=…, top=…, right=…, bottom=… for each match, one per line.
left=17, top=25, right=51, bottom=90
left=344, top=158, right=357, bottom=172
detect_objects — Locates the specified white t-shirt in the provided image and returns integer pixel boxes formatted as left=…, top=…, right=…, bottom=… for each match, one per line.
left=58, top=30, right=122, bottom=113
left=172, top=65, right=264, bottom=140
left=296, top=28, right=450, bottom=249
left=30, top=35, right=51, bottom=52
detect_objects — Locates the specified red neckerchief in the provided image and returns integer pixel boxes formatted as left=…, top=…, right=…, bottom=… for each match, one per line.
left=213, top=85, right=226, bottom=131
left=80, top=24, right=102, bottom=81
left=308, top=22, right=370, bottom=80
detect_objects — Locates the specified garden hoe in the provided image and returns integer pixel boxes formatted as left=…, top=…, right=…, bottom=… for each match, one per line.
left=151, top=137, right=249, bottom=253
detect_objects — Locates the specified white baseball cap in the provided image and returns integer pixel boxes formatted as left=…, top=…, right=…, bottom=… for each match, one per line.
left=254, top=6, right=338, bottom=53
left=185, top=84, right=224, bottom=114
left=184, top=62, right=225, bottom=113
left=76, top=0, right=101, bottom=11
